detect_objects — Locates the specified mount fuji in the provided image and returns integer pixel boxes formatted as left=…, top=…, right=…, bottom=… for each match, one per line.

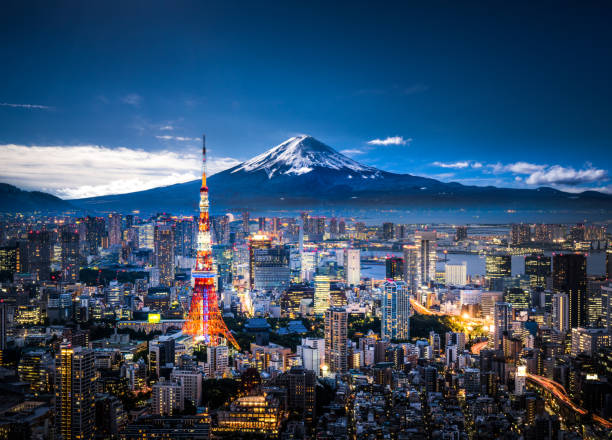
left=73, top=135, right=612, bottom=216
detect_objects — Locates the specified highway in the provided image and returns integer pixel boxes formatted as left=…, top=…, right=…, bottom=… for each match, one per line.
left=470, top=340, right=489, bottom=354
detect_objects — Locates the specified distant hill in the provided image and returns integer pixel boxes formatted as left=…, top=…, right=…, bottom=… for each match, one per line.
left=73, top=135, right=612, bottom=217
left=0, top=183, right=73, bottom=212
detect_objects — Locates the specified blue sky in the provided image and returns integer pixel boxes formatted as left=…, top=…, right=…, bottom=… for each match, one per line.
left=1, top=1, right=611, bottom=198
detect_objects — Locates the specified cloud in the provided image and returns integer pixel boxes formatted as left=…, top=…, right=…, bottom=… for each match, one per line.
left=0, top=102, right=52, bottom=110
left=155, top=135, right=198, bottom=141
left=122, top=93, right=142, bottom=106
left=525, top=165, right=607, bottom=186
left=340, top=149, right=365, bottom=155
left=159, top=125, right=174, bottom=131
left=489, top=161, right=547, bottom=174
left=368, top=136, right=411, bottom=146
left=0, top=144, right=240, bottom=199
left=432, top=161, right=470, bottom=169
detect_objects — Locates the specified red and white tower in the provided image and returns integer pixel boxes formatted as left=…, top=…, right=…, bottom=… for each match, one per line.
left=183, top=135, right=239, bottom=350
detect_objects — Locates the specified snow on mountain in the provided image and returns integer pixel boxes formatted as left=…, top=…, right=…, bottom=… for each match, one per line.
left=230, top=135, right=381, bottom=178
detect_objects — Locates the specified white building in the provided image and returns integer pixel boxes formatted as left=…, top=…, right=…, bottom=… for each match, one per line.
left=345, top=249, right=360, bottom=286
left=552, top=293, right=569, bottom=333
left=152, top=378, right=183, bottom=415
left=170, top=368, right=202, bottom=406
left=445, top=263, right=467, bottom=286
left=313, top=275, right=330, bottom=315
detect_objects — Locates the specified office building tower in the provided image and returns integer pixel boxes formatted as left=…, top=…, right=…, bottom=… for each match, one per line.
left=248, top=235, right=272, bottom=289
left=175, top=218, right=196, bottom=257
left=515, top=365, right=527, bottom=395
left=464, top=368, right=481, bottom=395
left=505, top=287, right=530, bottom=310
left=381, top=281, right=410, bottom=340
left=0, top=244, right=21, bottom=274
left=137, top=223, right=154, bottom=249
left=55, top=342, right=95, bottom=440
left=85, top=216, right=106, bottom=255
left=324, top=307, right=348, bottom=373
left=570, top=328, right=611, bottom=357
left=152, top=378, right=184, bottom=415
left=602, top=285, right=612, bottom=331
left=61, top=228, right=80, bottom=282
left=108, top=213, right=122, bottom=246
left=170, top=369, right=203, bottom=406
left=480, top=291, right=503, bottom=320
left=345, top=248, right=360, bottom=286
left=486, top=254, right=511, bottom=290
left=415, top=231, right=437, bottom=285
left=494, top=302, right=512, bottom=350
left=258, top=216, right=266, bottom=232
left=552, top=293, right=569, bottom=332
left=553, top=253, right=587, bottom=329
left=524, top=254, right=551, bottom=289
left=207, top=345, right=229, bottom=375
left=313, top=275, right=331, bottom=315
left=607, top=250, right=612, bottom=280
left=445, top=262, right=467, bottom=286
left=455, top=226, right=468, bottom=241
left=511, top=224, right=531, bottom=245
left=277, top=366, right=316, bottom=426
left=329, top=283, right=347, bottom=307
left=27, top=230, right=51, bottom=281
left=149, top=336, right=176, bottom=378
left=328, top=217, right=338, bottom=235
left=587, top=278, right=607, bottom=326
left=403, top=245, right=418, bottom=294
left=281, top=284, right=314, bottom=318
left=382, top=222, right=395, bottom=240
left=253, top=245, right=290, bottom=291
left=154, top=224, right=175, bottom=287
left=18, top=349, right=53, bottom=393
left=242, top=211, right=250, bottom=235
left=385, top=257, right=403, bottom=281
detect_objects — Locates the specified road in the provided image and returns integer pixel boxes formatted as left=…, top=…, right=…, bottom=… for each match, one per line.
left=470, top=340, right=489, bottom=354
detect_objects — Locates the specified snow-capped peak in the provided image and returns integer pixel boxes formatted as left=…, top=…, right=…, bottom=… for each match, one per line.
left=231, top=135, right=380, bottom=178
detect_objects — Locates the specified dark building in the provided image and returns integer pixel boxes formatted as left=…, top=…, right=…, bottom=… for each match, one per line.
left=0, top=244, right=21, bottom=274
left=61, top=228, right=80, bottom=282
left=154, top=224, right=175, bottom=287
left=385, top=257, right=404, bottom=281
left=511, top=224, right=531, bottom=245
left=280, top=284, right=314, bottom=318
left=553, top=254, right=587, bottom=329
left=277, top=366, right=316, bottom=427
left=486, top=254, right=511, bottom=291
left=174, top=218, right=195, bottom=258
left=455, top=226, right=468, bottom=241
left=524, top=254, right=551, bottom=289
left=85, top=216, right=106, bottom=255
left=245, top=318, right=271, bottom=346
left=382, top=222, right=395, bottom=240
left=27, top=231, right=51, bottom=281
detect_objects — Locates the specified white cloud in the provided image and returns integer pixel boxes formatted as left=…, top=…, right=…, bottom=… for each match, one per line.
left=159, top=125, right=174, bottom=131
left=367, top=136, right=411, bottom=146
left=432, top=161, right=470, bottom=169
left=0, top=144, right=240, bottom=199
left=122, top=93, right=142, bottom=106
left=340, top=149, right=365, bottom=155
left=155, top=135, right=198, bottom=141
left=0, top=102, right=52, bottom=110
left=525, top=165, right=607, bottom=186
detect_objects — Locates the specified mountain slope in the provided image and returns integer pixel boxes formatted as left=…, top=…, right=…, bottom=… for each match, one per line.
left=0, top=183, right=73, bottom=212
left=72, top=135, right=612, bottom=214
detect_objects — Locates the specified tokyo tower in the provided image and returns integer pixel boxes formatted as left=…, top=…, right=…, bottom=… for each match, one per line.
left=183, top=135, right=239, bottom=350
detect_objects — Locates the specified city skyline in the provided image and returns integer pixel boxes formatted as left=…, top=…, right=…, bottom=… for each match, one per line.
left=1, top=1, right=612, bottom=198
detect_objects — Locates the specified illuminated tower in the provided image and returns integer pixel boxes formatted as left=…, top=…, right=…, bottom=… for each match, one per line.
left=183, top=135, right=239, bottom=350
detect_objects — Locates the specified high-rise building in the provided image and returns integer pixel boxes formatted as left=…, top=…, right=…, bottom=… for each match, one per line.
left=170, top=368, right=203, bottom=406
left=152, top=378, right=184, bottom=415
left=553, top=253, right=587, bottom=329
left=0, top=244, right=21, bottom=274
left=486, top=254, right=511, bottom=289
left=381, top=281, right=410, bottom=340
left=455, top=226, right=468, bottom=241
left=403, top=245, right=418, bottom=294
left=55, top=342, right=95, bottom=440
left=61, top=228, right=80, bottom=282
left=480, top=291, right=503, bottom=320
left=385, top=257, right=403, bottom=281
left=206, top=345, right=229, bottom=374
left=175, top=218, right=196, bottom=257
left=85, top=216, right=106, bottom=255
left=524, top=254, right=551, bottom=289
left=552, top=293, right=569, bottom=332
left=27, top=230, right=51, bottom=281
left=154, top=224, right=175, bottom=287
left=242, top=211, right=250, bottom=235
left=504, top=287, right=530, bottom=310
left=606, top=249, right=612, bottom=280
left=601, top=285, right=612, bottom=331
left=149, top=336, right=176, bottom=378
left=18, top=349, right=53, bottom=393
left=108, top=213, right=122, bottom=246
left=313, top=275, right=331, bottom=315
left=494, top=302, right=512, bottom=350
left=137, top=223, right=155, bottom=250
left=258, top=216, right=266, bottom=232
left=570, top=328, right=611, bottom=357
left=248, top=234, right=272, bottom=289
left=277, top=366, right=316, bottom=427
left=445, top=263, right=467, bottom=286
left=253, top=245, right=290, bottom=291
left=587, top=278, right=607, bottom=327
left=415, top=231, right=437, bottom=286
left=511, top=224, right=531, bottom=245
left=382, top=222, right=395, bottom=240
left=324, top=307, right=347, bottom=373
left=345, top=249, right=360, bottom=286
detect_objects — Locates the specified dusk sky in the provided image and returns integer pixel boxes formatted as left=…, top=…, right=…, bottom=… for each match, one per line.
left=1, top=1, right=611, bottom=198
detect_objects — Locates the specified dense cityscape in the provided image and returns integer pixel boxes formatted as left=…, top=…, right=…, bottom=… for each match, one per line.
left=1, top=141, right=611, bottom=439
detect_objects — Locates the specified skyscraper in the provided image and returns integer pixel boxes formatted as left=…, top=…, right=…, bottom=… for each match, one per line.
left=154, top=224, right=175, bottom=287
left=324, top=307, right=347, bottom=373
left=445, top=263, right=467, bottom=286
left=248, top=234, right=272, bottom=290
left=0, top=244, right=21, bottom=274
left=27, top=230, right=51, bottom=281
left=107, top=213, right=122, bottom=246
left=382, top=222, right=395, bottom=240
left=511, top=224, right=531, bottom=245
left=385, top=257, right=403, bottom=281
left=552, top=292, right=569, bottom=332
left=414, top=231, right=437, bottom=286
left=486, top=254, right=511, bottom=290
left=524, top=254, right=551, bottom=289
left=504, top=287, right=530, bottom=310
left=455, top=226, right=468, bottom=241
left=55, top=342, right=95, bottom=440
left=61, top=228, right=80, bottom=282
left=313, top=275, right=331, bottom=315
left=381, top=281, right=410, bottom=340
left=553, top=253, right=587, bottom=329
left=85, top=216, right=106, bottom=255
left=494, top=302, right=512, bottom=350
left=253, top=245, right=290, bottom=291
left=345, top=248, right=360, bottom=286
left=403, top=244, right=418, bottom=294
